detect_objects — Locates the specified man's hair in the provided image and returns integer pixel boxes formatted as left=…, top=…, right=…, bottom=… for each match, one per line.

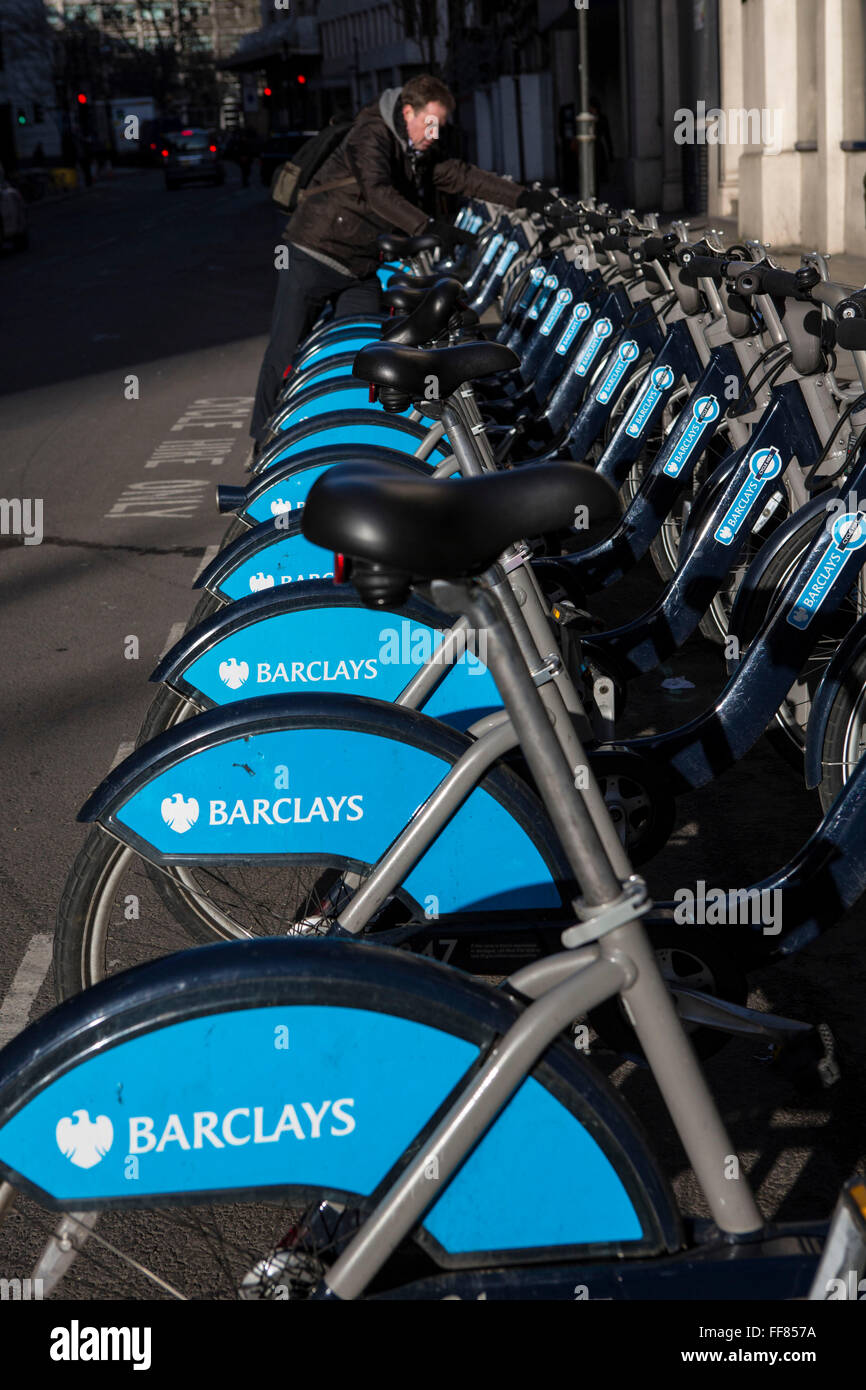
left=400, top=75, right=455, bottom=114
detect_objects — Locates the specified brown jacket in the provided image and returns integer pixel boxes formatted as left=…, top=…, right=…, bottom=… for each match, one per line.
left=285, top=88, right=524, bottom=278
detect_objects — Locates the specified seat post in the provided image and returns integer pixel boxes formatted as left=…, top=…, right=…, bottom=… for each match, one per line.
left=449, top=578, right=623, bottom=908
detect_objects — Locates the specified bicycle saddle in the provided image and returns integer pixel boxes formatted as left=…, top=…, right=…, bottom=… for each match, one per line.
left=302, top=458, right=619, bottom=583
left=381, top=284, right=428, bottom=312
left=378, top=233, right=441, bottom=259
left=353, top=341, right=519, bottom=398
left=382, top=279, right=465, bottom=346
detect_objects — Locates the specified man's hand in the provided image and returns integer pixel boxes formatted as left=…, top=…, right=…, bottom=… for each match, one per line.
left=427, top=217, right=478, bottom=251
left=516, top=188, right=552, bottom=215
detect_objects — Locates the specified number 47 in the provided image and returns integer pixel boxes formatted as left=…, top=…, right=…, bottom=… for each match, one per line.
left=422, top=939, right=457, bottom=963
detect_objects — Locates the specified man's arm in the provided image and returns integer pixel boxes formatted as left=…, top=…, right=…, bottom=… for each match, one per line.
left=433, top=158, right=524, bottom=208
left=346, top=124, right=429, bottom=235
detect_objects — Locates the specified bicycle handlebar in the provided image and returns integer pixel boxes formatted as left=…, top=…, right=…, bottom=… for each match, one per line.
left=675, top=253, right=731, bottom=283
left=601, top=234, right=637, bottom=253
left=734, top=263, right=821, bottom=300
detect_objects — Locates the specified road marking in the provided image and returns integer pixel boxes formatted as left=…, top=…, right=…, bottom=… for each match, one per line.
left=105, top=478, right=212, bottom=518
left=145, top=440, right=237, bottom=469
left=107, top=395, right=252, bottom=513
left=160, top=622, right=186, bottom=658
left=0, top=935, right=53, bottom=1047
left=109, top=739, right=136, bottom=771
left=193, top=544, right=219, bottom=581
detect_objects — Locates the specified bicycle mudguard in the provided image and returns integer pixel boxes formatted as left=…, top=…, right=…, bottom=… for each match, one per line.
left=153, top=583, right=502, bottom=733
left=79, top=694, right=567, bottom=914
left=726, top=494, right=828, bottom=641
left=280, top=354, right=359, bottom=399
left=250, top=414, right=451, bottom=477
left=585, top=381, right=820, bottom=670
left=616, top=455, right=866, bottom=791
left=196, top=515, right=339, bottom=597
left=215, top=444, right=437, bottom=529
left=804, top=610, right=866, bottom=789
left=569, top=347, right=745, bottom=593
left=0, top=938, right=679, bottom=1262
left=294, top=332, right=381, bottom=372
left=559, top=316, right=664, bottom=462
left=267, top=382, right=438, bottom=442
left=594, top=320, right=702, bottom=486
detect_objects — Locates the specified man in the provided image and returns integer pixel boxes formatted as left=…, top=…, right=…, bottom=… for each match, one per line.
left=250, top=73, right=549, bottom=446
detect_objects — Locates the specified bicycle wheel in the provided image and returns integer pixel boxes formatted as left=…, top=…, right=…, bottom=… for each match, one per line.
left=814, top=647, right=866, bottom=812
left=18, top=1193, right=361, bottom=1300
left=729, top=509, right=866, bottom=769
left=54, top=825, right=420, bottom=998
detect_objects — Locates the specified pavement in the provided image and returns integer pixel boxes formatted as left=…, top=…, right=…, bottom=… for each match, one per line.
left=0, top=176, right=864, bottom=1294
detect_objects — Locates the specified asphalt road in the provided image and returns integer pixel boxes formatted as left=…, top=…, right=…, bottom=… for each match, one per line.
left=0, top=174, right=864, bottom=1297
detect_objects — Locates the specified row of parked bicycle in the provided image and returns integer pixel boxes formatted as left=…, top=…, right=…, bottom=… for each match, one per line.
left=2, top=195, right=866, bottom=1300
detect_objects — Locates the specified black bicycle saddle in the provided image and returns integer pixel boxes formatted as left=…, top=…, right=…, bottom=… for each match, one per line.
left=302, top=458, right=619, bottom=581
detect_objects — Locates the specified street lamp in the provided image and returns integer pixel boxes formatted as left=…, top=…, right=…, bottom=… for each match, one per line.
left=575, top=6, right=596, bottom=200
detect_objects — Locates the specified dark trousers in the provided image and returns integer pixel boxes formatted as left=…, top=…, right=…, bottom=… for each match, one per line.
left=250, top=246, right=382, bottom=443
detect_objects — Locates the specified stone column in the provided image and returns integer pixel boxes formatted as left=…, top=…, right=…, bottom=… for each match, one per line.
left=621, top=0, right=663, bottom=209
left=709, top=0, right=743, bottom=217
left=736, top=0, right=803, bottom=246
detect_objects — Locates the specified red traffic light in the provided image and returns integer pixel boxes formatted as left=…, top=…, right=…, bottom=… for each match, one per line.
left=77, top=93, right=87, bottom=105
left=297, top=75, right=306, bottom=85
left=263, top=87, right=272, bottom=97
left=209, top=144, right=217, bottom=152
left=161, top=148, right=169, bottom=158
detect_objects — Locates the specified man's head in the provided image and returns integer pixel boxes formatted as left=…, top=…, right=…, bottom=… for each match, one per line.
left=399, top=75, right=455, bottom=152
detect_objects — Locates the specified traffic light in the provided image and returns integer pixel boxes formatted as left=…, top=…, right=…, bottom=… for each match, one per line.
left=16, top=109, right=26, bottom=125
left=263, top=87, right=272, bottom=98
left=77, top=93, right=88, bottom=105
left=297, top=75, right=306, bottom=85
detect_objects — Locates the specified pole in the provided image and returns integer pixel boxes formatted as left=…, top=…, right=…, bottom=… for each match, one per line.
left=576, top=5, right=596, bottom=200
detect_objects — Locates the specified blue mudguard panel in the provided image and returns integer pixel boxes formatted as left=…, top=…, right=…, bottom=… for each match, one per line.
left=238, top=446, right=439, bottom=526
left=206, top=525, right=338, bottom=596
left=0, top=939, right=667, bottom=1256
left=278, top=386, right=395, bottom=431
left=295, top=335, right=380, bottom=370
left=81, top=696, right=566, bottom=913
left=259, top=419, right=450, bottom=474
left=158, top=590, right=501, bottom=732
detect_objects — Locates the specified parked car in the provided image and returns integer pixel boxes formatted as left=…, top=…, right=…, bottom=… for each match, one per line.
left=259, top=130, right=316, bottom=187
left=163, top=130, right=225, bottom=190
left=0, top=169, right=28, bottom=251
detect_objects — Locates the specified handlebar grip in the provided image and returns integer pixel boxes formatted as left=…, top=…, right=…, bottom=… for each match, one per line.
left=736, top=264, right=820, bottom=300
left=835, top=318, right=866, bottom=351
left=676, top=253, right=730, bottom=282
left=581, top=211, right=611, bottom=231
left=601, top=234, right=634, bottom=252
left=639, top=236, right=674, bottom=262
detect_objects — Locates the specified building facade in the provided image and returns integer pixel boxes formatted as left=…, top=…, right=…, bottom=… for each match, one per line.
left=0, top=0, right=61, bottom=165
left=710, top=0, right=866, bottom=256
